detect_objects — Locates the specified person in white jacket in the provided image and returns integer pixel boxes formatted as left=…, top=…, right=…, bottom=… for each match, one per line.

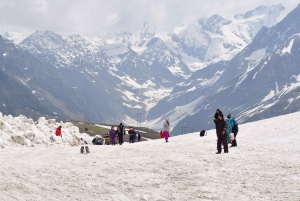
left=163, top=118, right=170, bottom=143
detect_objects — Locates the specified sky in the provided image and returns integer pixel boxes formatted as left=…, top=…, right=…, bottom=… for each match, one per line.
left=0, top=0, right=299, bottom=37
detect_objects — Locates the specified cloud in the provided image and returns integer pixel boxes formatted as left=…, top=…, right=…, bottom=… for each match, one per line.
left=0, top=0, right=298, bottom=37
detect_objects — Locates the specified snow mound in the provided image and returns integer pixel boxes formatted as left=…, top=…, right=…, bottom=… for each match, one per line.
left=0, top=113, right=89, bottom=148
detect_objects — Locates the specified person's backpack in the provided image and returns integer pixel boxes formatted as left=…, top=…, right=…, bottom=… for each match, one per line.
left=232, top=117, right=238, bottom=126
left=200, top=130, right=207, bottom=137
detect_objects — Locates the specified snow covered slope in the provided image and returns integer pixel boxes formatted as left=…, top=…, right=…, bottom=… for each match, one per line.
left=0, top=111, right=299, bottom=200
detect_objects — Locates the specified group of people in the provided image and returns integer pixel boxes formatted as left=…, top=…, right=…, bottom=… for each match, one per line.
left=54, top=110, right=239, bottom=153
left=214, top=109, right=239, bottom=154
left=108, top=123, right=141, bottom=146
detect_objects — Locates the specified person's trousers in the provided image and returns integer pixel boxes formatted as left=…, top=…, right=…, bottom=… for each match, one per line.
left=217, top=134, right=228, bottom=153
left=129, top=135, right=134, bottom=143
left=110, top=135, right=116, bottom=145
left=164, top=131, right=169, bottom=141
left=232, top=125, right=239, bottom=146
left=118, top=133, right=123, bottom=145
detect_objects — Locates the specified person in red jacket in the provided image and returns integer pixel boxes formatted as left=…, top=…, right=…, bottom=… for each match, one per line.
left=128, top=127, right=134, bottom=143
left=159, top=130, right=164, bottom=138
left=55, top=126, right=62, bottom=137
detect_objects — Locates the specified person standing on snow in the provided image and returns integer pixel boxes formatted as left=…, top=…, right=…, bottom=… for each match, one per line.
left=216, top=114, right=228, bottom=154
left=55, top=126, right=62, bottom=137
left=228, top=113, right=239, bottom=147
left=159, top=130, right=164, bottom=138
left=128, top=127, right=134, bottom=143
left=117, top=123, right=125, bottom=145
left=109, top=126, right=117, bottom=146
left=214, top=109, right=222, bottom=135
left=163, top=118, right=170, bottom=143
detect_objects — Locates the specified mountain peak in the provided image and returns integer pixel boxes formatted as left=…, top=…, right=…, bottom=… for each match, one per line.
left=234, top=4, right=285, bottom=20
left=198, top=14, right=231, bottom=26
left=32, top=30, right=58, bottom=36
left=197, top=14, right=231, bottom=34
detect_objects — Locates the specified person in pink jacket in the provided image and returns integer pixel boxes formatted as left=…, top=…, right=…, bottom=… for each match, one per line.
left=163, top=118, right=170, bottom=143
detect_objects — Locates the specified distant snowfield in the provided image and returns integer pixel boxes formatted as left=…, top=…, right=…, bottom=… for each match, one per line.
left=1, top=112, right=300, bottom=200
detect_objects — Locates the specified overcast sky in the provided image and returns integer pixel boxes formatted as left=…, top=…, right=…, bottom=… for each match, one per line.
left=0, top=0, right=299, bottom=37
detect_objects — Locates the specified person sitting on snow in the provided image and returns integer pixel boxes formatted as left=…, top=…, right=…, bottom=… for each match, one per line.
left=55, top=126, right=62, bottom=137
left=81, top=138, right=88, bottom=144
left=160, top=130, right=164, bottom=138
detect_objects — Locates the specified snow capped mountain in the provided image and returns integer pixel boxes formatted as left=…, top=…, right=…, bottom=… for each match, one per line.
left=106, top=22, right=155, bottom=49
left=18, top=30, right=190, bottom=125
left=238, top=34, right=300, bottom=122
left=162, top=3, right=300, bottom=135
left=0, top=28, right=33, bottom=44
left=21, top=31, right=110, bottom=70
left=1, top=4, right=294, bottom=131
left=169, top=4, right=285, bottom=71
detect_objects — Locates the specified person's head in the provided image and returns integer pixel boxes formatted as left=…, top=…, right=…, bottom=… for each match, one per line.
left=166, top=118, right=169, bottom=122
left=111, top=126, right=114, bottom=130
left=120, top=123, right=122, bottom=126
left=216, top=109, right=220, bottom=114
left=227, top=113, right=232, bottom=119
left=218, top=113, right=224, bottom=120
left=58, top=126, right=62, bottom=129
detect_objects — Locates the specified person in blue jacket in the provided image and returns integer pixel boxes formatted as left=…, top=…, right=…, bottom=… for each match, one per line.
left=227, top=113, right=239, bottom=147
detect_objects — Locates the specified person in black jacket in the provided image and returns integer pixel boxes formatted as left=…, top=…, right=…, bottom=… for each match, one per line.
left=117, top=123, right=125, bottom=145
left=214, top=109, right=222, bottom=136
left=216, top=113, right=228, bottom=154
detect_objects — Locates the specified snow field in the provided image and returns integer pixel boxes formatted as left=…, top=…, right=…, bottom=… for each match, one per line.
left=0, top=112, right=300, bottom=200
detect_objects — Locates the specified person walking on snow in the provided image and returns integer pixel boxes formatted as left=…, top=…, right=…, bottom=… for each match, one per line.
left=117, top=123, right=125, bottom=145
left=109, top=126, right=117, bottom=146
left=163, top=118, right=170, bottom=143
left=216, top=114, right=228, bottom=154
left=55, top=126, right=62, bottom=137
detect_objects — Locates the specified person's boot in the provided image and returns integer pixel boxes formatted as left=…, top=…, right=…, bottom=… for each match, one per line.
left=80, top=146, right=85, bottom=154
left=85, top=146, right=90, bottom=154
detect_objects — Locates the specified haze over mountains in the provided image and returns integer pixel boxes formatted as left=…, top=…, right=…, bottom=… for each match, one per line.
left=1, top=4, right=300, bottom=134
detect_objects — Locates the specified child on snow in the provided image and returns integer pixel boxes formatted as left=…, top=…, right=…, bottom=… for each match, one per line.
left=109, top=126, right=117, bottom=146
